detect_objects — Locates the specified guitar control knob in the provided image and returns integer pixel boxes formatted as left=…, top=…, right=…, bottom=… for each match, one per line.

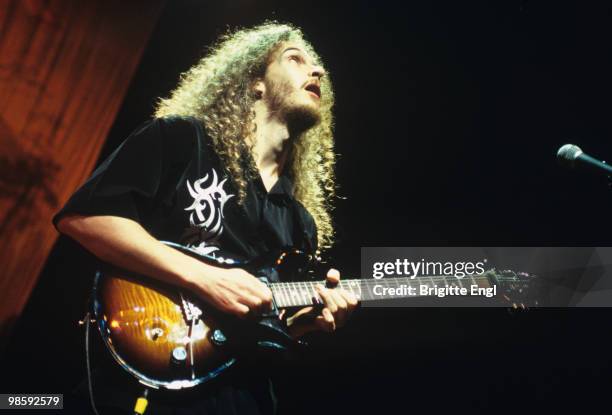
left=210, top=329, right=227, bottom=346
left=149, top=327, right=164, bottom=341
left=171, top=346, right=187, bottom=366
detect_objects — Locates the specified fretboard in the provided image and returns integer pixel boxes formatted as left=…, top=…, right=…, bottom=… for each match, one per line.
left=270, top=274, right=495, bottom=308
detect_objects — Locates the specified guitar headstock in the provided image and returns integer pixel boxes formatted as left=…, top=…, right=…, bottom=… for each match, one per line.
left=483, top=268, right=538, bottom=309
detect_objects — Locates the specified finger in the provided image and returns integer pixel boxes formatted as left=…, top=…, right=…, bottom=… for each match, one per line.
left=339, top=289, right=359, bottom=313
left=258, top=286, right=273, bottom=311
left=290, top=306, right=316, bottom=321
left=315, top=308, right=335, bottom=332
left=232, top=303, right=251, bottom=319
left=234, top=270, right=270, bottom=297
left=328, top=289, right=348, bottom=327
left=240, top=294, right=267, bottom=316
left=326, top=268, right=341, bottom=287
left=252, top=281, right=274, bottom=306
left=316, top=284, right=338, bottom=313
left=258, top=283, right=274, bottom=304
left=240, top=278, right=273, bottom=311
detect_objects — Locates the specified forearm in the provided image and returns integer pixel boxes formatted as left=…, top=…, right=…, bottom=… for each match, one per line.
left=56, top=214, right=216, bottom=292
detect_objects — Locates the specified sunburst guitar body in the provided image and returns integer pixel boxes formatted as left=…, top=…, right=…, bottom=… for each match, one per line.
left=92, top=242, right=308, bottom=390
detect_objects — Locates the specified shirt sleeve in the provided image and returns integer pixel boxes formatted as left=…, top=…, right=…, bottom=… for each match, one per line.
left=52, top=117, right=196, bottom=230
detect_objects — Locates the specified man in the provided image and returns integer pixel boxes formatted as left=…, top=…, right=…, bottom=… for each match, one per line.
left=54, top=22, right=357, bottom=414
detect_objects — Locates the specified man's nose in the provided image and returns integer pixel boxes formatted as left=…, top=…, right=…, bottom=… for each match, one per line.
left=310, top=64, right=326, bottom=79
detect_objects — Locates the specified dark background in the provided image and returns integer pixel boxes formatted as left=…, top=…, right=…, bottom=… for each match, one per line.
left=4, top=0, right=612, bottom=413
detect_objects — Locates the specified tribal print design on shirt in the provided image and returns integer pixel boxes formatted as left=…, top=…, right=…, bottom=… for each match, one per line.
left=183, top=168, right=234, bottom=255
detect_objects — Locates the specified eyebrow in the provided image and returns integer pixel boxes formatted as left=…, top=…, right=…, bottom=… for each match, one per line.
left=282, top=47, right=304, bottom=56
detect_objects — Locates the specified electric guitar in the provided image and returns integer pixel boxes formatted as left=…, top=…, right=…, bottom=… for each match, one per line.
left=91, top=242, right=532, bottom=390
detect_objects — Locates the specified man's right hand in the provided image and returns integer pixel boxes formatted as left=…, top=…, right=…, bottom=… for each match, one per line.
left=56, top=215, right=273, bottom=320
left=193, top=267, right=273, bottom=319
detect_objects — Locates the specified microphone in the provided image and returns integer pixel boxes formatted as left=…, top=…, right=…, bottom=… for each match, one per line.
left=556, top=144, right=612, bottom=175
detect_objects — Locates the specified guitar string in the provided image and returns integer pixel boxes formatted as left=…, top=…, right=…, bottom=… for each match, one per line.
left=269, top=276, right=524, bottom=306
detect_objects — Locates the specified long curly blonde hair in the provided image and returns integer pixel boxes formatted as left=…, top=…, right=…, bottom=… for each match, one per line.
left=154, top=22, right=336, bottom=250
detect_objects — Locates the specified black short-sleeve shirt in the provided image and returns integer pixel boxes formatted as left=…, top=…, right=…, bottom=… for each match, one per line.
left=53, top=116, right=318, bottom=260
left=54, top=116, right=319, bottom=414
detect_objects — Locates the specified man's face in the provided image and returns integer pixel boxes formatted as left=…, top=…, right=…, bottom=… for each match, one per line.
left=261, top=42, right=326, bottom=131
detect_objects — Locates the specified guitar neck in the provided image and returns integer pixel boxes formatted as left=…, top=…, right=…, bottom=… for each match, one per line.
left=270, top=274, right=495, bottom=308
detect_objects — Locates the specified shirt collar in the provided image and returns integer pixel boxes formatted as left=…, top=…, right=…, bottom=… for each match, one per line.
left=268, top=174, right=294, bottom=198
left=254, top=174, right=295, bottom=201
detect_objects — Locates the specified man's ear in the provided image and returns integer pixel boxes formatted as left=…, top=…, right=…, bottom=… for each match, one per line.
left=253, top=80, right=265, bottom=99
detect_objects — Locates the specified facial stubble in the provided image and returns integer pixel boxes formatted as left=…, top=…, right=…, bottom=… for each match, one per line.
left=265, top=77, right=321, bottom=135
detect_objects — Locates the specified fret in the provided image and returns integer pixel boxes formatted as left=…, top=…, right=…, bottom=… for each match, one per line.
left=290, top=284, right=301, bottom=307
left=475, top=275, right=486, bottom=288
left=406, top=278, right=417, bottom=292
left=367, top=280, right=382, bottom=300
left=484, top=274, right=493, bottom=288
left=394, top=279, right=403, bottom=296
left=388, top=278, right=399, bottom=298
left=306, top=281, right=319, bottom=304
left=282, top=283, right=291, bottom=307
left=357, top=281, right=366, bottom=301
left=385, top=278, right=397, bottom=297
left=346, top=280, right=359, bottom=300
left=384, top=279, right=394, bottom=297
left=287, top=283, right=295, bottom=306
left=301, top=281, right=311, bottom=306
left=296, top=282, right=306, bottom=306
left=480, top=275, right=491, bottom=288
left=404, top=278, right=416, bottom=294
left=281, top=282, right=291, bottom=307
left=342, top=280, right=350, bottom=298
left=285, top=285, right=292, bottom=307
left=279, top=285, right=289, bottom=307
left=272, top=286, right=283, bottom=308
left=292, top=282, right=300, bottom=305
left=307, top=281, right=318, bottom=303
left=400, top=278, right=411, bottom=298
left=313, top=281, right=321, bottom=302
left=362, top=280, right=372, bottom=301
left=307, top=281, right=316, bottom=305
left=384, top=277, right=391, bottom=294
left=341, top=280, right=351, bottom=297
left=387, top=279, right=396, bottom=292
left=312, top=281, right=320, bottom=304
left=285, top=283, right=293, bottom=307
left=273, top=283, right=280, bottom=306
left=369, top=280, right=379, bottom=301
left=389, top=279, right=398, bottom=299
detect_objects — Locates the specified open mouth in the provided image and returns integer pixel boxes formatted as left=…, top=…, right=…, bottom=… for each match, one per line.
left=304, top=83, right=321, bottom=98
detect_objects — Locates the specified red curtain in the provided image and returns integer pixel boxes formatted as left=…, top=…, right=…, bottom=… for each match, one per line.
left=0, top=0, right=164, bottom=346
